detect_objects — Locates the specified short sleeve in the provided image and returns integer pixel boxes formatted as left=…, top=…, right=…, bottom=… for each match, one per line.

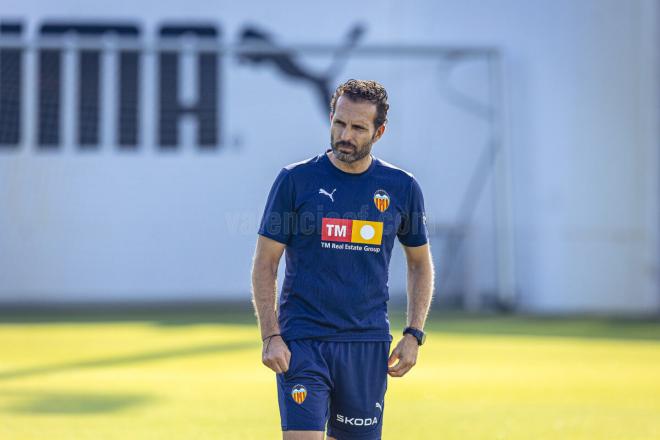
left=258, top=169, right=295, bottom=245
left=397, top=177, right=429, bottom=247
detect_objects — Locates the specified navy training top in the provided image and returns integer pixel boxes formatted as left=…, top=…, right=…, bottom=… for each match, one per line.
left=258, top=149, right=428, bottom=342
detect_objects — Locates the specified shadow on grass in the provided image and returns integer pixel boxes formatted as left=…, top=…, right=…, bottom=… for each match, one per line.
left=0, top=340, right=258, bottom=381
left=1, top=390, right=154, bottom=414
left=395, top=312, right=660, bottom=342
left=0, top=302, right=659, bottom=342
left=0, top=301, right=257, bottom=327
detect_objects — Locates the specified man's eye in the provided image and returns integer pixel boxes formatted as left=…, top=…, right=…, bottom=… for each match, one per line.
left=355, top=126, right=365, bottom=131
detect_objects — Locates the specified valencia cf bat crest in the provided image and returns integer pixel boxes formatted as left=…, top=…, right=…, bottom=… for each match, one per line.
left=373, top=190, right=390, bottom=212
left=291, top=384, right=307, bottom=404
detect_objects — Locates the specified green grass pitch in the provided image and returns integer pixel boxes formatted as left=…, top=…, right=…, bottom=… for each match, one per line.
left=0, top=306, right=659, bottom=439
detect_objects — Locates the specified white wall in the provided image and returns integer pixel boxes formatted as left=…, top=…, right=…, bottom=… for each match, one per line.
left=390, top=0, right=660, bottom=314
left=0, top=0, right=658, bottom=314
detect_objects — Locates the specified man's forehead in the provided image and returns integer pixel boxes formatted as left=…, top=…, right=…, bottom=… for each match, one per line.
left=334, top=95, right=377, bottom=124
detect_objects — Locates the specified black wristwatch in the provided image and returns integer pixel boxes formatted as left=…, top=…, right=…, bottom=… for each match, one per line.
left=403, top=327, right=426, bottom=346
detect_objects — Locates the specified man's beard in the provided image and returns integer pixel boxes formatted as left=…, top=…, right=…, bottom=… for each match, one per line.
left=330, top=136, right=374, bottom=164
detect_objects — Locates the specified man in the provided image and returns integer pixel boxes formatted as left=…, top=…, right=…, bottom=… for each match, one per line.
left=251, top=79, right=434, bottom=440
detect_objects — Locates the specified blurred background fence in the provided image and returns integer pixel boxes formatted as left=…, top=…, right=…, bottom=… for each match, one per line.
left=1, top=0, right=659, bottom=316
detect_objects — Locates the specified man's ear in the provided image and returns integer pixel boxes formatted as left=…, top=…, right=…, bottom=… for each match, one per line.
left=329, top=112, right=334, bottom=123
left=374, top=124, right=386, bottom=141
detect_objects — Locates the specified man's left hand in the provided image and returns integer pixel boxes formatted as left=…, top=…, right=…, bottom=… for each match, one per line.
left=387, top=334, right=419, bottom=377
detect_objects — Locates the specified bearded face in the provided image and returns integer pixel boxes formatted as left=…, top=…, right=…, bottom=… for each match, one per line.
left=330, top=131, right=376, bottom=163
left=329, top=96, right=381, bottom=164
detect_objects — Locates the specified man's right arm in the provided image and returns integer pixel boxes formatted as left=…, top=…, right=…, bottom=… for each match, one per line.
left=251, top=234, right=291, bottom=374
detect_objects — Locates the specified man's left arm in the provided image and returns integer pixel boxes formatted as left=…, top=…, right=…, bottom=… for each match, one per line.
left=387, top=242, right=434, bottom=377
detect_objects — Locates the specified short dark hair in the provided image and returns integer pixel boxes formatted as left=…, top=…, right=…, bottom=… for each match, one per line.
left=330, top=79, right=389, bottom=130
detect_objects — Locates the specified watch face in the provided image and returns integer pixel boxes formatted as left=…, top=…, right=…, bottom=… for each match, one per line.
left=420, top=333, right=427, bottom=345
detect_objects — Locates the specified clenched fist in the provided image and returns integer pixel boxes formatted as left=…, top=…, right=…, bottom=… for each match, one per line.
left=262, top=335, right=291, bottom=374
left=387, top=334, right=419, bottom=377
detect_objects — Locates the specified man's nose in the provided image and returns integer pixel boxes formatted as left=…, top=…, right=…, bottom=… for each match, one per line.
left=340, top=127, right=352, bottom=141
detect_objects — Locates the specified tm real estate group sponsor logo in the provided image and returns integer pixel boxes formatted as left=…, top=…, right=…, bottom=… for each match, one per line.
left=321, top=217, right=382, bottom=253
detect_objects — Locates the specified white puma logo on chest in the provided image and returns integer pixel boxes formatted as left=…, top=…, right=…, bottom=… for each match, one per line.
left=319, top=188, right=336, bottom=202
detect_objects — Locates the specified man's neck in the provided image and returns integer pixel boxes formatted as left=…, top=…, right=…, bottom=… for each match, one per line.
left=327, top=150, right=373, bottom=174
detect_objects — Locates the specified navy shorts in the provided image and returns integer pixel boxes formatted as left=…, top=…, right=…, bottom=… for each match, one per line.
left=276, top=339, right=391, bottom=440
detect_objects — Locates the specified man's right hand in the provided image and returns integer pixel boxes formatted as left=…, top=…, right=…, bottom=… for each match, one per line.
left=262, top=336, right=291, bottom=374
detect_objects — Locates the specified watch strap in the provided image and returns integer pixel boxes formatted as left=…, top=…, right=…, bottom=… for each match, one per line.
left=403, top=326, right=426, bottom=346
